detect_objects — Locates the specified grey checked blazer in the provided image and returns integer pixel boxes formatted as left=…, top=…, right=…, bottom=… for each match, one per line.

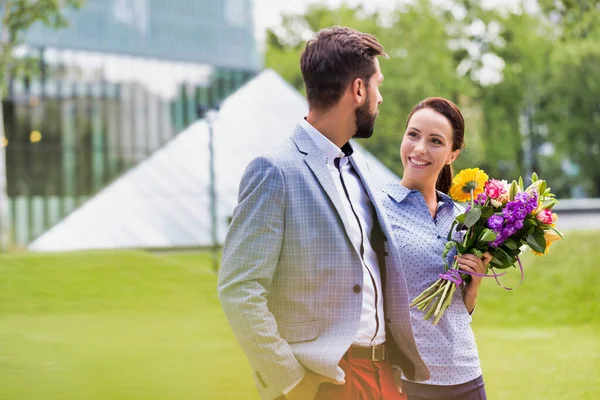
left=218, top=125, right=429, bottom=400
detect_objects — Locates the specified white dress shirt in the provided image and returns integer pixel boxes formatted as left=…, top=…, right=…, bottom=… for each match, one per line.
left=300, top=118, right=386, bottom=347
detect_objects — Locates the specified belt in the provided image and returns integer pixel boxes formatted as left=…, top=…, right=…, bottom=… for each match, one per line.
left=344, top=343, right=386, bottom=361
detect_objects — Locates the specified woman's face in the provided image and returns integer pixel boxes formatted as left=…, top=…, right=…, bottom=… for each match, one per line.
left=400, top=108, right=459, bottom=183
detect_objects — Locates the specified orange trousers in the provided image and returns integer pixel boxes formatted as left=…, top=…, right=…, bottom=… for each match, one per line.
left=314, top=356, right=407, bottom=400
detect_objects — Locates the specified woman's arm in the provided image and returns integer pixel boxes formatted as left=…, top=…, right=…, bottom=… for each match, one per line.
left=456, top=253, right=493, bottom=313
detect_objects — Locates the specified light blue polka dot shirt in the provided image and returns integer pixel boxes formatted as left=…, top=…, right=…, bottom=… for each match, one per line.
left=380, top=181, right=482, bottom=386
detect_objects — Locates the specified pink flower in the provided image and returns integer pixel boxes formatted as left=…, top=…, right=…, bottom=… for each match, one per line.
left=485, top=179, right=509, bottom=201
left=536, top=209, right=554, bottom=225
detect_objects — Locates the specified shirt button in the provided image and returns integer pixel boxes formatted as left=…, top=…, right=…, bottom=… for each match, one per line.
left=437, top=235, right=442, bottom=239
left=353, top=284, right=362, bottom=294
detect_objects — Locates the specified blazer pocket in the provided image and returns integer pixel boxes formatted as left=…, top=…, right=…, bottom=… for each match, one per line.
left=277, top=321, right=320, bottom=344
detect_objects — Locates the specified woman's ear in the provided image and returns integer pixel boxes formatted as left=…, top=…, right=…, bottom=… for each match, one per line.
left=447, top=149, right=460, bottom=165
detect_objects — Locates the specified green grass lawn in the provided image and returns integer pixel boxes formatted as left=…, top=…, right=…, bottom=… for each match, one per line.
left=1, top=231, right=599, bottom=399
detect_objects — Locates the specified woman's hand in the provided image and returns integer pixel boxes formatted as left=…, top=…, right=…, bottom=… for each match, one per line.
left=456, top=252, right=493, bottom=313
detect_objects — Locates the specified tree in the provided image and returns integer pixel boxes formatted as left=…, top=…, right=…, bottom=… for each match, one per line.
left=265, top=1, right=475, bottom=176
left=0, top=0, right=83, bottom=251
left=542, top=39, right=600, bottom=196
left=538, top=0, right=600, bottom=40
left=536, top=0, right=600, bottom=195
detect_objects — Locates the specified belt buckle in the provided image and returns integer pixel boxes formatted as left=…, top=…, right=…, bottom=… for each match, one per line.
left=372, top=344, right=385, bottom=361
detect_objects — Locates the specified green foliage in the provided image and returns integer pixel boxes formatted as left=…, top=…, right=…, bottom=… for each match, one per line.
left=542, top=38, right=600, bottom=195
left=265, top=1, right=474, bottom=176
left=264, top=1, right=600, bottom=195
left=0, top=0, right=83, bottom=90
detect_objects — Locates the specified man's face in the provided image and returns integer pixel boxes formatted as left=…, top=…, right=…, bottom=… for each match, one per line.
left=354, top=58, right=384, bottom=139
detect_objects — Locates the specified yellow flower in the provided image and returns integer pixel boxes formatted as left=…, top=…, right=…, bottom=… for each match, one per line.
left=532, top=229, right=563, bottom=256
left=449, top=168, right=489, bottom=202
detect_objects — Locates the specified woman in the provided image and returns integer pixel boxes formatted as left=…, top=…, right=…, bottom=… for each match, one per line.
left=380, top=97, right=491, bottom=400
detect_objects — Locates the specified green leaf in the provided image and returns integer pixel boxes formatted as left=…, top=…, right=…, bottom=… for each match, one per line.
left=526, top=230, right=547, bottom=254
left=464, top=208, right=482, bottom=228
left=518, top=176, right=524, bottom=190
left=466, top=226, right=485, bottom=248
left=544, top=200, right=557, bottom=210
left=549, top=226, right=565, bottom=239
left=490, top=257, right=504, bottom=266
left=539, top=180, right=547, bottom=196
left=455, top=213, right=466, bottom=224
left=503, top=238, right=518, bottom=250
left=479, top=229, right=497, bottom=242
left=447, top=220, right=458, bottom=241
left=472, top=249, right=483, bottom=258
left=509, top=180, right=520, bottom=201
left=481, top=207, right=494, bottom=218
left=441, top=241, right=458, bottom=269
left=490, top=247, right=516, bottom=269
left=490, top=248, right=510, bottom=266
left=531, top=172, right=538, bottom=182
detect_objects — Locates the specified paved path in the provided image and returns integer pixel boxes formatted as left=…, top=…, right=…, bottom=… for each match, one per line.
left=554, top=212, right=600, bottom=231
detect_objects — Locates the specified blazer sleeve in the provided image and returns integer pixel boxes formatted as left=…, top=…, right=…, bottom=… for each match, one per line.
left=217, top=155, right=305, bottom=399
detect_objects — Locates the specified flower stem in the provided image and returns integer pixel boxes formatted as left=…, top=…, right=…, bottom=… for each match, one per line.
left=434, top=280, right=452, bottom=317
left=414, top=284, right=445, bottom=308
left=433, top=284, right=457, bottom=325
left=470, top=189, right=475, bottom=209
left=411, top=279, right=442, bottom=306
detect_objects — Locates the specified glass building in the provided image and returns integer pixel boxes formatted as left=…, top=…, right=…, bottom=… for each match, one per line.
left=2, top=0, right=259, bottom=247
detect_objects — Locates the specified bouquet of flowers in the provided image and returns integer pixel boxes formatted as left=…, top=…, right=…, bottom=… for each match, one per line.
left=410, top=168, right=564, bottom=325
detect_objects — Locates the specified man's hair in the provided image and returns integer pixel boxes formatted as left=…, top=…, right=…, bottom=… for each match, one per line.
left=300, top=26, right=387, bottom=111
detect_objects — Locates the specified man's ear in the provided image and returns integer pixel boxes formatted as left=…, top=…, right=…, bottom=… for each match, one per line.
left=351, top=77, right=366, bottom=105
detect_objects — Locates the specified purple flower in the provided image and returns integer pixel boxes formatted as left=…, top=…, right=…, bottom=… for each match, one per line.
left=503, top=226, right=517, bottom=237
left=515, top=192, right=529, bottom=204
left=514, top=219, right=524, bottom=230
left=491, top=234, right=506, bottom=247
left=475, top=193, right=488, bottom=206
left=503, top=207, right=515, bottom=221
left=525, top=191, right=539, bottom=214
left=515, top=208, right=527, bottom=220
left=487, top=215, right=504, bottom=230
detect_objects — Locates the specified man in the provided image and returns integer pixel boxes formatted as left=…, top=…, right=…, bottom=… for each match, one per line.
left=218, top=26, right=429, bottom=400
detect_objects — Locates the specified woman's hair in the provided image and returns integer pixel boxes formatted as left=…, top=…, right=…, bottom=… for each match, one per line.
left=406, top=97, right=465, bottom=194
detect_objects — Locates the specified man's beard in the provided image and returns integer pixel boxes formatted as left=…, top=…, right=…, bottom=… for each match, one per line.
left=354, top=97, right=377, bottom=139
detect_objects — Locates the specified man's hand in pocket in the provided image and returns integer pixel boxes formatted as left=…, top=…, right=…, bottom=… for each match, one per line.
left=286, top=371, right=344, bottom=400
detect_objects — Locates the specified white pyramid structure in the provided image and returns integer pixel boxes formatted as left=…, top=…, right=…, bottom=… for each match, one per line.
left=29, top=70, right=400, bottom=251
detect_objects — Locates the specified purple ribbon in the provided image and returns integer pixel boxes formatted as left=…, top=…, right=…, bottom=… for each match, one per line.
left=438, top=269, right=463, bottom=286
left=492, top=255, right=525, bottom=291
left=441, top=255, right=525, bottom=291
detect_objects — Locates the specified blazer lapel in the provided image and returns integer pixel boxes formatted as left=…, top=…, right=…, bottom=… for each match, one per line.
left=349, top=154, right=392, bottom=240
left=291, top=126, right=355, bottom=240
left=349, top=153, right=404, bottom=273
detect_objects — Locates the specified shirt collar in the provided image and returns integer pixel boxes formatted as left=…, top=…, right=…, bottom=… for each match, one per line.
left=300, top=117, right=353, bottom=163
left=382, top=181, right=454, bottom=205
